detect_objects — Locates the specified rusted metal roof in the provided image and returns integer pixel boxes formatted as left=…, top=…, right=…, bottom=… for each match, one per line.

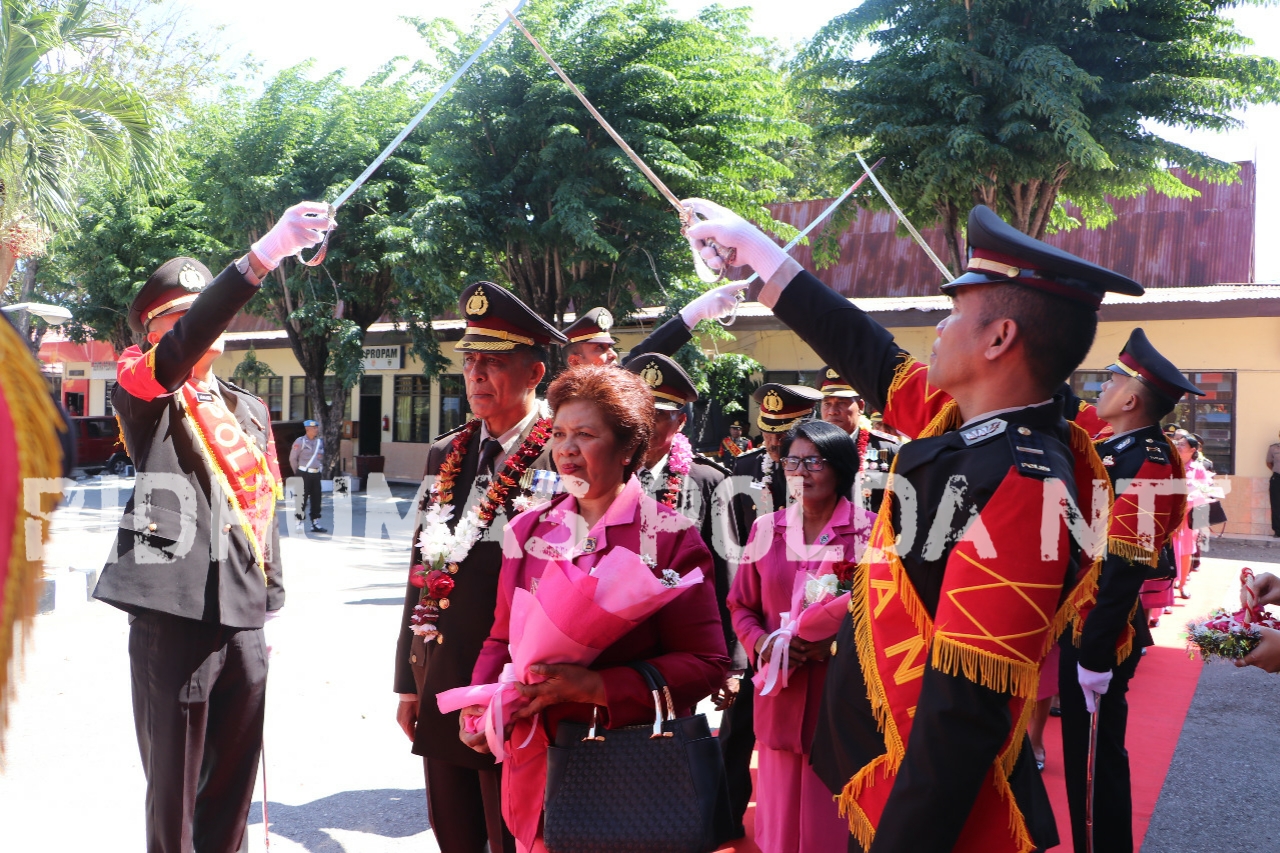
left=767, top=162, right=1256, bottom=297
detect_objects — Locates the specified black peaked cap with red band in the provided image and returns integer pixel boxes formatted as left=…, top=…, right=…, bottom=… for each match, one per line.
left=818, top=365, right=860, bottom=399
left=128, top=257, right=214, bottom=335
left=626, top=352, right=698, bottom=411
left=754, top=383, right=821, bottom=433
left=561, top=307, right=617, bottom=346
left=942, top=205, right=1144, bottom=308
left=455, top=281, right=566, bottom=352
left=1108, top=327, right=1204, bottom=403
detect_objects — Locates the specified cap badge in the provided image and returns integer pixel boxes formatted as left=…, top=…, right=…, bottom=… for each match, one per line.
left=762, top=390, right=783, bottom=413
left=466, top=286, right=489, bottom=316
left=640, top=362, right=664, bottom=388
left=177, top=264, right=206, bottom=292
left=597, top=310, right=613, bottom=332
left=825, top=368, right=839, bottom=380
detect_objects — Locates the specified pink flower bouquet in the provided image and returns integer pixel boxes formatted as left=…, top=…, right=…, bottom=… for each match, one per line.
left=754, top=559, right=858, bottom=697
left=436, top=548, right=703, bottom=760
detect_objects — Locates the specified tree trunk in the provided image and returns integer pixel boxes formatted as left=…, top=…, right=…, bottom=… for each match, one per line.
left=0, top=245, right=16, bottom=296
left=15, top=257, right=40, bottom=348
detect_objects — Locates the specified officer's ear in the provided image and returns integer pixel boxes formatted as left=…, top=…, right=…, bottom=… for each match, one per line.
left=982, top=317, right=1020, bottom=361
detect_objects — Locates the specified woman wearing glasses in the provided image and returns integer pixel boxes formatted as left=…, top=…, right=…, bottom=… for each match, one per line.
left=727, top=420, right=873, bottom=853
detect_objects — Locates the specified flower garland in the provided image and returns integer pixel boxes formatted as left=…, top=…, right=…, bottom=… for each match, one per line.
left=855, top=427, right=870, bottom=471
left=659, top=432, right=693, bottom=509
left=758, top=451, right=775, bottom=492
left=409, top=415, right=553, bottom=642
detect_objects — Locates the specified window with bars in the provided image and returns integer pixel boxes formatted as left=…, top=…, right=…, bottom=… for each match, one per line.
left=394, top=375, right=431, bottom=443
left=1070, top=369, right=1237, bottom=474
left=104, top=381, right=117, bottom=417
left=439, top=375, right=470, bottom=436
left=287, top=376, right=349, bottom=422
left=238, top=376, right=283, bottom=421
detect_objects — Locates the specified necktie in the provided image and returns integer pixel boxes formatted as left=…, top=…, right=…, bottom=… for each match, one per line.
left=477, top=438, right=503, bottom=477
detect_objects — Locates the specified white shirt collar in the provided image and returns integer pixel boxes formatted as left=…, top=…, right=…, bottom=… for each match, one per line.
left=961, top=398, right=1055, bottom=429
left=480, top=406, right=540, bottom=455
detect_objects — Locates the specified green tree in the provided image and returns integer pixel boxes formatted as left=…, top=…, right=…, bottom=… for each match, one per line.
left=192, top=65, right=450, bottom=476
left=407, top=0, right=802, bottom=334
left=0, top=0, right=165, bottom=287
left=797, top=0, right=1280, bottom=273
left=38, top=169, right=227, bottom=354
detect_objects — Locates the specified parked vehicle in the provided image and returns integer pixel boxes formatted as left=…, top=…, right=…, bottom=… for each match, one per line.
left=71, top=416, right=131, bottom=475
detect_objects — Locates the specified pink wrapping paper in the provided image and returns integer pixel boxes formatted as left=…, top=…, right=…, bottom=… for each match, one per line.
left=794, top=590, right=851, bottom=641
left=436, top=548, right=703, bottom=759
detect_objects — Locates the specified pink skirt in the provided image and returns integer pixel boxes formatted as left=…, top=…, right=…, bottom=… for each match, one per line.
left=1036, top=645, right=1061, bottom=702
left=1141, top=577, right=1175, bottom=610
left=755, top=748, right=848, bottom=853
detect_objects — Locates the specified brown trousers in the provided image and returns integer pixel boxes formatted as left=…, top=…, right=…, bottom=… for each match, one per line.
left=424, top=757, right=515, bottom=853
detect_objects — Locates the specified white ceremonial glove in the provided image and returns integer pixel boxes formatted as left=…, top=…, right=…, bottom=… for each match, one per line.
left=250, top=201, right=337, bottom=270
left=679, top=282, right=743, bottom=329
left=682, top=197, right=788, bottom=283
left=264, top=609, right=282, bottom=660
left=1077, top=663, right=1112, bottom=714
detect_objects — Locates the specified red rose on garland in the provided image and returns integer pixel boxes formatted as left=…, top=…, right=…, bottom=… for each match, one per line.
left=426, top=569, right=455, bottom=599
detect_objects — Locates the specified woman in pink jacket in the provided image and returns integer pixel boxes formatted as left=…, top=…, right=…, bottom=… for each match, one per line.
left=728, top=420, right=873, bottom=853
left=462, top=365, right=728, bottom=853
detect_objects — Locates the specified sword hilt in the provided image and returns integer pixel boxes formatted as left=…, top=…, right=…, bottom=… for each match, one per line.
left=296, top=204, right=337, bottom=268
left=680, top=205, right=737, bottom=283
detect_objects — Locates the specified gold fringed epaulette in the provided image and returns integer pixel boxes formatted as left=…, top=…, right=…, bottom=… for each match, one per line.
left=919, top=399, right=961, bottom=439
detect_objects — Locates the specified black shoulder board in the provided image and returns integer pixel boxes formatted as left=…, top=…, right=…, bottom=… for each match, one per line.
left=693, top=455, right=732, bottom=476
left=1007, top=425, right=1055, bottom=479
left=1144, top=438, right=1170, bottom=465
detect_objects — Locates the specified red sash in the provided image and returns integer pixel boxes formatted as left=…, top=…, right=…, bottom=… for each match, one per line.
left=841, top=401, right=1110, bottom=852
left=181, top=384, right=283, bottom=574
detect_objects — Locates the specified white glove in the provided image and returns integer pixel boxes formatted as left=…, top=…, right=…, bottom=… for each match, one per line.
left=1077, top=663, right=1112, bottom=714
left=682, top=197, right=788, bottom=283
left=250, top=201, right=337, bottom=270
left=679, top=282, right=743, bottom=329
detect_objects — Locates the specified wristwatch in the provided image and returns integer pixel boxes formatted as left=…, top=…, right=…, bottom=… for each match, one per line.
left=235, top=250, right=270, bottom=285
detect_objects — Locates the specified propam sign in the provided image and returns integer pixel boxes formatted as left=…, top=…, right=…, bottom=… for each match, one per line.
left=361, top=345, right=403, bottom=371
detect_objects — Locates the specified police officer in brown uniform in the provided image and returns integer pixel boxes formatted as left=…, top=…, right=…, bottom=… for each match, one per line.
left=394, top=282, right=566, bottom=853
left=94, top=202, right=334, bottom=853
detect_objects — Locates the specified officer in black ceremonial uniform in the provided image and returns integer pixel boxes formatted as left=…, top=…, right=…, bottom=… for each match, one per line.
left=1059, top=328, right=1203, bottom=853
left=684, top=197, right=1143, bottom=852
left=720, top=381, right=820, bottom=834
left=559, top=282, right=743, bottom=368
left=94, top=201, right=333, bottom=853
left=394, top=282, right=566, bottom=853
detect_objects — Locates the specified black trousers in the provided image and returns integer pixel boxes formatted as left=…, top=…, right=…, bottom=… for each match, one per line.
left=128, top=610, right=268, bottom=853
left=1058, top=635, right=1143, bottom=853
left=423, top=757, right=514, bottom=853
left=1271, top=473, right=1280, bottom=535
left=717, top=673, right=756, bottom=834
left=300, top=470, right=322, bottom=521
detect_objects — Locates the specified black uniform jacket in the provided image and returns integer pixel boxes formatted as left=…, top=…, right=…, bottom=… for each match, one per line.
left=641, top=452, right=748, bottom=671
left=772, top=269, right=1069, bottom=851
left=393, top=418, right=555, bottom=769
left=621, top=316, right=691, bottom=366
left=729, top=447, right=786, bottom=548
left=94, top=265, right=285, bottom=628
left=1077, top=425, right=1172, bottom=670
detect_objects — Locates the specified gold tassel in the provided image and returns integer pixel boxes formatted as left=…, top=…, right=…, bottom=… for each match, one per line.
left=919, top=400, right=961, bottom=439
left=993, top=768, right=1039, bottom=853
left=0, top=321, right=66, bottom=751
left=838, top=754, right=891, bottom=848
left=931, top=635, right=1042, bottom=699
left=885, top=354, right=920, bottom=401
left=1108, top=537, right=1158, bottom=567
left=998, top=696, right=1037, bottom=780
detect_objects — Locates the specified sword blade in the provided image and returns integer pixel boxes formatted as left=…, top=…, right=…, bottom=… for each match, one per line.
left=855, top=152, right=955, bottom=282
left=505, top=9, right=685, bottom=218
left=1086, top=706, right=1099, bottom=853
left=330, top=0, right=531, bottom=211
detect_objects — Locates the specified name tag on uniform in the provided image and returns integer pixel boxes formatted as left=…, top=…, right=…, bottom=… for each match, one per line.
left=196, top=392, right=215, bottom=403
left=750, top=482, right=765, bottom=490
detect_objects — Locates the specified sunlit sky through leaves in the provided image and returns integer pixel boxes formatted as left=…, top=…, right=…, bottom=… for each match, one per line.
left=185, top=1, right=1280, bottom=281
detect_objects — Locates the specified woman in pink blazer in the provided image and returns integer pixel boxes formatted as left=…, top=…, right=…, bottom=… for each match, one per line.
left=728, top=420, right=872, bottom=853
left=463, top=365, right=728, bottom=853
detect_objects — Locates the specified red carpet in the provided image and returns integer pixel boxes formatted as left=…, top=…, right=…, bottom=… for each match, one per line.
left=716, top=553, right=1245, bottom=852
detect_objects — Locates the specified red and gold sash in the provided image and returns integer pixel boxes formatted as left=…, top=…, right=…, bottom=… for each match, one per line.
left=181, top=384, right=283, bottom=576
left=721, top=436, right=745, bottom=458
left=841, top=402, right=1110, bottom=852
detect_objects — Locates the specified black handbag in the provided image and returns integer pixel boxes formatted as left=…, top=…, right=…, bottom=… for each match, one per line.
left=1207, top=500, right=1228, bottom=527
left=542, top=661, right=734, bottom=853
